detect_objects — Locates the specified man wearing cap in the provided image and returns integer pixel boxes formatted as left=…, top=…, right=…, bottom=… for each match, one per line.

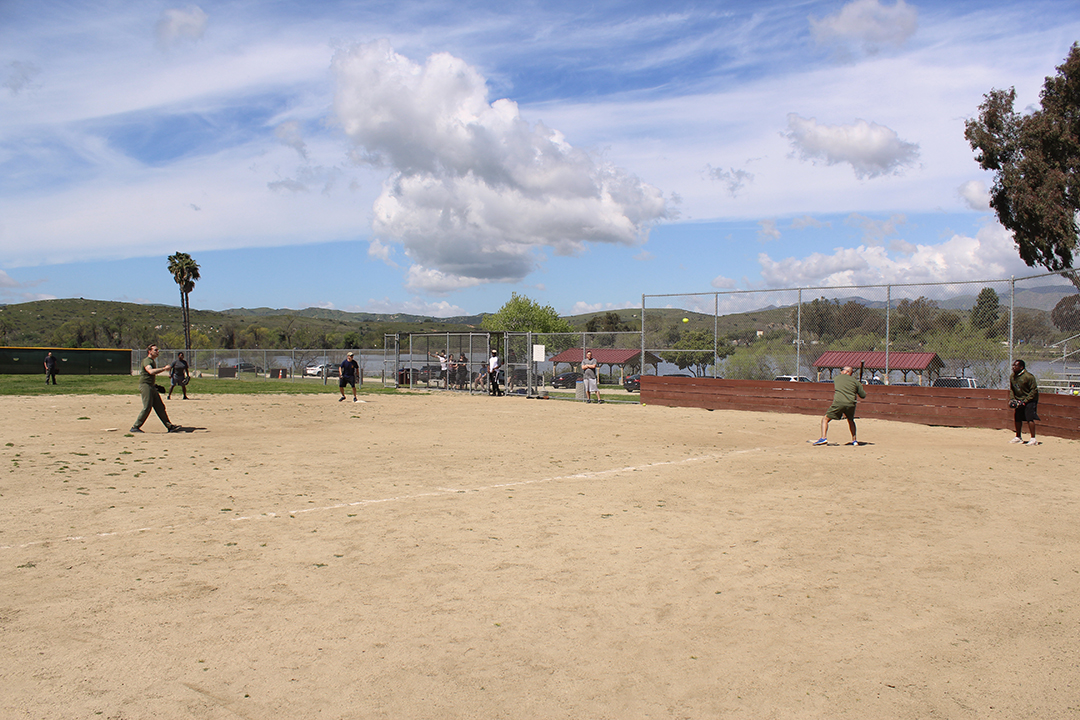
left=339, top=352, right=361, bottom=402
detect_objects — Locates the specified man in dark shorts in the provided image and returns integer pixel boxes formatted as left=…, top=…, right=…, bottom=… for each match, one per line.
left=1008, top=359, right=1039, bottom=446
left=43, top=352, right=58, bottom=385
left=131, top=344, right=181, bottom=433
left=339, top=352, right=360, bottom=402
left=813, top=365, right=866, bottom=446
left=167, top=351, right=190, bottom=400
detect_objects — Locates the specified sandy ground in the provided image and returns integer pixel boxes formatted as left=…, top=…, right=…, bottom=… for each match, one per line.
left=1, top=390, right=1078, bottom=719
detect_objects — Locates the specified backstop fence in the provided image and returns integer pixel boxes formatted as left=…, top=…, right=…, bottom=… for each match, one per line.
left=642, top=270, right=1080, bottom=391
left=382, top=330, right=645, bottom=402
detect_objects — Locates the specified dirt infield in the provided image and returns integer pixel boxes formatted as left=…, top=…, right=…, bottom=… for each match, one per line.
left=2, top=392, right=1078, bottom=719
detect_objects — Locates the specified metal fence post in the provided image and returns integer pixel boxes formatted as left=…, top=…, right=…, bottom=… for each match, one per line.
left=885, top=285, right=891, bottom=381
left=796, top=288, right=802, bottom=378
left=713, top=293, right=719, bottom=378
left=640, top=294, right=646, bottom=376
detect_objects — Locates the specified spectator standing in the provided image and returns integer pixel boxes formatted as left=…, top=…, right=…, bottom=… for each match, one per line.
left=131, top=344, right=181, bottom=433
left=813, top=366, right=865, bottom=446
left=43, top=352, right=58, bottom=385
left=430, top=351, right=449, bottom=389
left=167, top=351, right=190, bottom=399
left=488, top=349, right=503, bottom=396
left=456, top=353, right=468, bottom=389
left=339, top=352, right=361, bottom=402
left=582, top=350, right=602, bottom=404
left=1008, top=359, right=1039, bottom=445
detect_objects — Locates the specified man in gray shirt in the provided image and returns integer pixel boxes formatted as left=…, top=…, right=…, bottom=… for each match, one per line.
left=582, top=350, right=602, bottom=404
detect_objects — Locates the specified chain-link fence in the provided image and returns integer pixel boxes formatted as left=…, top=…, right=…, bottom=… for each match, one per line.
left=131, top=348, right=383, bottom=383
left=643, top=271, right=1080, bottom=390
left=130, top=271, right=1079, bottom=395
left=384, top=331, right=645, bottom=401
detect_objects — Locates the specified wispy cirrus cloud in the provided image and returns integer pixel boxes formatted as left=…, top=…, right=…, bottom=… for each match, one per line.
left=810, top=0, right=918, bottom=55
left=156, top=6, right=208, bottom=50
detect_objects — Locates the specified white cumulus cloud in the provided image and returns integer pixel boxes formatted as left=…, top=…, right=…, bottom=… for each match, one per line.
left=958, top=180, right=990, bottom=210
left=810, top=0, right=918, bottom=54
left=332, top=40, right=669, bottom=294
left=785, top=113, right=919, bottom=179
left=757, top=222, right=1022, bottom=288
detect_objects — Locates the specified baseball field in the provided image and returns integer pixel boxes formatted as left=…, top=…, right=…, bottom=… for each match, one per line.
left=2, top=390, right=1078, bottom=719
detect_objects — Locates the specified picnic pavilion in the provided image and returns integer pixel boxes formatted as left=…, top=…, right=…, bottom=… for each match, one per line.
left=812, top=350, right=946, bottom=385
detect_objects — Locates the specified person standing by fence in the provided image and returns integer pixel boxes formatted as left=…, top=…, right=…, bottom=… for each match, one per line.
left=582, top=350, right=602, bottom=404
left=1009, top=359, right=1039, bottom=446
left=488, top=349, right=503, bottom=396
left=43, top=352, right=58, bottom=385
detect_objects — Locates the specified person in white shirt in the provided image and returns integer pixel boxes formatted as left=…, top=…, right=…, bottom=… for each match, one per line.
left=488, top=349, right=503, bottom=396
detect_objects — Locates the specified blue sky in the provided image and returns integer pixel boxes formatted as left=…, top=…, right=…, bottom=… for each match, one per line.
left=1, top=0, right=1078, bottom=316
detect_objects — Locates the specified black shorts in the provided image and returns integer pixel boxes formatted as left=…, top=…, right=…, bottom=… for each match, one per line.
left=1014, top=401, right=1039, bottom=423
left=339, top=377, right=356, bottom=388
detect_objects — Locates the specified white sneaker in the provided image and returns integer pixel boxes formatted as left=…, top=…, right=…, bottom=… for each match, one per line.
left=1009, top=437, right=1023, bottom=444
left=1025, top=439, right=1039, bottom=446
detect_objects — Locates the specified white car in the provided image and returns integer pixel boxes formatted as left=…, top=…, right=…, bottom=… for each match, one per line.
left=304, top=362, right=338, bottom=377
left=774, top=375, right=811, bottom=382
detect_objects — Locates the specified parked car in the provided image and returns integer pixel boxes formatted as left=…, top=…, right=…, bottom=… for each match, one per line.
left=623, top=374, right=641, bottom=392
left=774, top=375, right=811, bottom=382
left=932, top=376, right=978, bottom=389
left=220, top=360, right=263, bottom=373
left=304, top=362, right=339, bottom=377
left=551, top=371, right=583, bottom=389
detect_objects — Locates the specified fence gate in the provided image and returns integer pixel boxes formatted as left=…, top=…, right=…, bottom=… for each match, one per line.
left=382, top=334, right=400, bottom=388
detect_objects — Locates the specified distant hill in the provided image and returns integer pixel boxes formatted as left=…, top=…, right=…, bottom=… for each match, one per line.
left=2, top=283, right=1074, bottom=349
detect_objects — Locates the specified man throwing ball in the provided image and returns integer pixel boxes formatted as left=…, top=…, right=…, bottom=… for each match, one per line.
left=813, top=365, right=865, bottom=446
left=131, top=344, right=181, bottom=433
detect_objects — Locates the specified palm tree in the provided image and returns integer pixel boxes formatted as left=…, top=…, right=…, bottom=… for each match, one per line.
left=167, top=252, right=201, bottom=350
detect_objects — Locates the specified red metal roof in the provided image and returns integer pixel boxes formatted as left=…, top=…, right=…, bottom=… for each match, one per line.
left=548, top=348, right=659, bottom=365
left=811, top=350, right=943, bottom=371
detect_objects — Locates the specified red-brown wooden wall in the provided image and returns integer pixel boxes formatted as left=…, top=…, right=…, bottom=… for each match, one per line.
left=640, top=376, right=1080, bottom=440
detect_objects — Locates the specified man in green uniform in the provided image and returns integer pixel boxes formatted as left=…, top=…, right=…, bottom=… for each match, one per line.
left=131, top=344, right=181, bottom=433
left=813, top=365, right=866, bottom=446
left=1008, top=359, right=1039, bottom=445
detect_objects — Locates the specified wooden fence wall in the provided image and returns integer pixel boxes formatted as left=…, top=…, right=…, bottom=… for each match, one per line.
left=641, top=376, right=1080, bottom=441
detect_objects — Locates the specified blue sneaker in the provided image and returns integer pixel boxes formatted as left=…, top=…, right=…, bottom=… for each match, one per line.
left=812, top=438, right=828, bottom=446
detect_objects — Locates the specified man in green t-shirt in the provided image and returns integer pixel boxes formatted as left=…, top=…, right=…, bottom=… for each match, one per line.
left=813, top=366, right=866, bottom=446
left=131, top=345, right=181, bottom=433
